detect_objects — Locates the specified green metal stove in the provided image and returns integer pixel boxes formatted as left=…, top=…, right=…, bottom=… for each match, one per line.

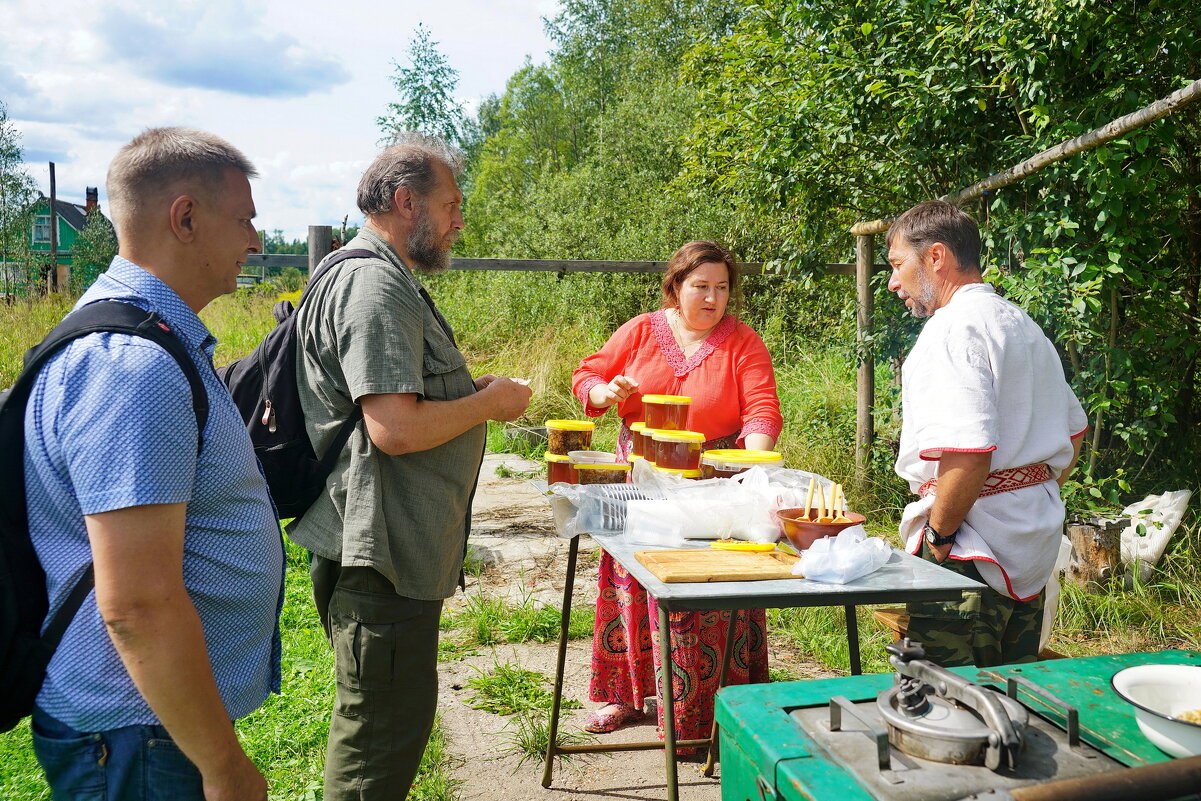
left=716, top=645, right=1201, bottom=801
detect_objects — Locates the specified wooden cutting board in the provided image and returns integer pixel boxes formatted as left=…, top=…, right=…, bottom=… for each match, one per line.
left=635, top=548, right=801, bottom=583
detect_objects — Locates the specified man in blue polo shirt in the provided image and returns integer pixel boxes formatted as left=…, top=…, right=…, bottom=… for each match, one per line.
left=24, top=127, right=284, bottom=800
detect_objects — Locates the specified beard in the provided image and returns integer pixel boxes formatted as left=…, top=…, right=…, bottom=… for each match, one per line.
left=407, top=206, right=455, bottom=273
left=907, top=264, right=938, bottom=318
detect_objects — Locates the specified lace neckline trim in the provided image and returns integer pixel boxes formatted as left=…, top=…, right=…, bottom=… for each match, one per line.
left=649, top=309, right=735, bottom=377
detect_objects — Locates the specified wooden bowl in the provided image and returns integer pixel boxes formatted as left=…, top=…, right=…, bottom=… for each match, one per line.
left=775, top=508, right=867, bottom=551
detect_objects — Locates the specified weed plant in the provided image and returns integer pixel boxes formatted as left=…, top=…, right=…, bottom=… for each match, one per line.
left=441, top=592, right=594, bottom=647
left=502, top=712, right=594, bottom=769
left=465, top=663, right=580, bottom=716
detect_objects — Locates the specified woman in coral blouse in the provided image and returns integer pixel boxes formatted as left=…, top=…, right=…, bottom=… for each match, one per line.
left=571, top=240, right=783, bottom=741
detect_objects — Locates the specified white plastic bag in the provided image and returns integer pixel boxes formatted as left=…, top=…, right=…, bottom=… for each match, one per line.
left=1120, top=490, right=1192, bottom=582
left=1039, top=535, right=1074, bottom=653
left=624, top=463, right=835, bottom=545
left=792, top=525, right=892, bottom=584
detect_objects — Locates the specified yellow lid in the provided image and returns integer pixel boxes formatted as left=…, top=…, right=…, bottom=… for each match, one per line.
left=651, top=430, right=705, bottom=443
left=710, top=540, right=778, bottom=552
left=701, top=449, right=784, bottom=464
left=545, top=419, right=595, bottom=431
left=630, top=422, right=646, bottom=433
left=544, top=453, right=572, bottom=463
left=628, top=454, right=646, bottom=462
left=655, top=467, right=702, bottom=478
left=573, top=462, right=631, bottom=472
left=641, top=394, right=692, bottom=405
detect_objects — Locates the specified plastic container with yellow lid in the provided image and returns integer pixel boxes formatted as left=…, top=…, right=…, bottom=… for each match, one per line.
left=545, top=419, right=594, bottom=455
left=544, top=453, right=576, bottom=485
left=654, top=466, right=702, bottom=481
left=574, top=461, right=632, bottom=485
left=641, top=394, right=691, bottom=431
left=699, top=449, right=784, bottom=479
left=629, top=422, right=648, bottom=457
left=651, top=430, right=706, bottom=471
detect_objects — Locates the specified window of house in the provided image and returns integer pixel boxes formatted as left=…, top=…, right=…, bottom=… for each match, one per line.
left=33, top=215, right=51, bottom=243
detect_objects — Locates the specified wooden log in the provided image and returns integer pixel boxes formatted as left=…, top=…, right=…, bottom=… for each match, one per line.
left=851, top=77, right=1201, bottom=237
left=307, top=225, right=333, bottom=273
left=855, top=234, right=875, bottom=480
left=1066, top=519, right=1124, bottom=590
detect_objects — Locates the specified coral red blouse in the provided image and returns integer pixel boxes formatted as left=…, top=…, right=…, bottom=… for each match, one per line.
left=571, top=310, right=783, bottom=444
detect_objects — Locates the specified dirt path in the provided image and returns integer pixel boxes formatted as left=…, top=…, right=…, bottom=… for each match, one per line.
left=442, top=455, right=837, bottom=800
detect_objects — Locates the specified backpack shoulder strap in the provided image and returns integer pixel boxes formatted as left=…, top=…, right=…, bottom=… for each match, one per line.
left=296, top=249, right=377, bottom=308
left=24, top=301, right=209, bottom=452
left=8, top=301, right=210, bottom=653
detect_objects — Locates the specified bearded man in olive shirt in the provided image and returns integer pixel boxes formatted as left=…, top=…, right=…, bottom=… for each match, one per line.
left=290, top=132, right=532, bottom=800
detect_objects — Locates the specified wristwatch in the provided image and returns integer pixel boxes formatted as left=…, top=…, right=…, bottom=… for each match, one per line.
left=923, top=522, right=958, bottom=546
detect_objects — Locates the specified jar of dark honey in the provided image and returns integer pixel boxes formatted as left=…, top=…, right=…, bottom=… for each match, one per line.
left=574, top=462, right=632, bottom=485
left=641, top=395, right=691, bottom=431
left=545, top=420, right=594, bottom=455
left=650, top=430, right=705, bottom=471
left=545, top=453, right=576, bottom=485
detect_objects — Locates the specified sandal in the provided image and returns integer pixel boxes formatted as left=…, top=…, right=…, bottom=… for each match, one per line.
left=583, top=703, right=643, bottom=733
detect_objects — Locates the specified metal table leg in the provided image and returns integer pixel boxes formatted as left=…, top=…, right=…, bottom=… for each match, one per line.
left=845, top=604, right=862, bottom=675
left=702, top=609, right=740, bottom=777
left=659, top=603, right=680, bottom=801
left=541, top=535, right=580, bottom=788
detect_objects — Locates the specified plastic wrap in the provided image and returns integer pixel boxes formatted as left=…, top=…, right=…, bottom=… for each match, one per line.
left=792, top=526, right=891, bottom=584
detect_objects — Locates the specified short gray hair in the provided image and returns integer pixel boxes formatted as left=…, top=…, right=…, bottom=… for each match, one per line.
left=357, top=131, right=465, bottom=216
left=106, top=127, right=257, bottom=234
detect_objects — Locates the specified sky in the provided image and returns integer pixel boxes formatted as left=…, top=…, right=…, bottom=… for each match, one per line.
left=0, top=0, right=556, bottom=241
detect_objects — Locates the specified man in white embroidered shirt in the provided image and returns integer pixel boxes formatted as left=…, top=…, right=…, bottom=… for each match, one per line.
left=887, top=200, right=1088, bottom=668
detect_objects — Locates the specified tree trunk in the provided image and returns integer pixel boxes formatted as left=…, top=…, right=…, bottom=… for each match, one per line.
left=1067, top=519, right=1124, bottom=591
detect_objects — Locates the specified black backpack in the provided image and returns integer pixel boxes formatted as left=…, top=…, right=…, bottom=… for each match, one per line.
left=0, top=301, right=207, bottom=733
left=217, top=249, right=370, bottom=520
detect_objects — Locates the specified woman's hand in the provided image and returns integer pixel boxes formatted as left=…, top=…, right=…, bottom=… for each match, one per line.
left=588, top=375, right=640, bottom=409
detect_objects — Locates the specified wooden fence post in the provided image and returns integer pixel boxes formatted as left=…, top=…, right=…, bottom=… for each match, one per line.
left=855, top=233, right=875, bottom=481
left=308, top=225, right=333, bottom=273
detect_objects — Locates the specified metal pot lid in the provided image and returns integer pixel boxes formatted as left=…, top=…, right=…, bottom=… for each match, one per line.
left=877, top=685, right=1028, bottom=751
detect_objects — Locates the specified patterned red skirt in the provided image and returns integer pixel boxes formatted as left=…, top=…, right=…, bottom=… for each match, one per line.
left=588, top=549, right=769, bottom=741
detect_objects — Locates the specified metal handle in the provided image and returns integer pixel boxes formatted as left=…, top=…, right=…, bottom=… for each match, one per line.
left=1007, top=675, right=1082, bottom=749
left=755, top=773, right=775, bottom=801
left=829, top=695, right=892, bottom=772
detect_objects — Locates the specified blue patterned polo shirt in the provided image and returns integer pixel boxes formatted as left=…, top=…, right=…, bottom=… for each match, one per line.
left=25, top=257, right=284, bottom=732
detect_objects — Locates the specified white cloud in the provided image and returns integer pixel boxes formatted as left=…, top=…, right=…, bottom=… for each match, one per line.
left=0, top=0, right=553, bottom=240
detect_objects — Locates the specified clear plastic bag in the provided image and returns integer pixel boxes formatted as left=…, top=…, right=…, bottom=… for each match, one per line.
left=793, top=526, right=891, bottom=584
left=547, top=482, right=662, bottom=539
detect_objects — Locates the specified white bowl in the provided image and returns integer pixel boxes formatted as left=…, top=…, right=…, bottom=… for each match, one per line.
left=1111, top=664, right=1201, bottom=758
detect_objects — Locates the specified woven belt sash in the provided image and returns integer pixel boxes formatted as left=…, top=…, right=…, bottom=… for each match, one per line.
left=917, top=462, right=1053, bottom=499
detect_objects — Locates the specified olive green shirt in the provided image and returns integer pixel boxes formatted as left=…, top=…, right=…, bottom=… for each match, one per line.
left=288, top=228, right=485, bottom=599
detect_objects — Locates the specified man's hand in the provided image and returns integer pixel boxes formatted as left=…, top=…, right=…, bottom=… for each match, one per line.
left=479, top=376, right=533, bottom=421
left=203, top=753, right=267, bottom=801
left=927, top=541, right=954, bottom=563
left=588, top=375, right=639, bottom=409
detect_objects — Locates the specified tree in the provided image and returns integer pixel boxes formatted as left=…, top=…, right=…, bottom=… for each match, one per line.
left=376, top=24, right=475, bottom=150
left=69, top=208, right=118, bottom=294
left=0, top=102, right=37, bottom=295
left=684, top=0, right=1201, bottom=490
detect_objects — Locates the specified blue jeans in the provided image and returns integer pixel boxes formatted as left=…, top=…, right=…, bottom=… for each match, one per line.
left=31, top=708, right=204, bottom=801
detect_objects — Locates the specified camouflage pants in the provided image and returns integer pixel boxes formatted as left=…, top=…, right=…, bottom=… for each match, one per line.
left=904, top=542, right=1045, bottom=669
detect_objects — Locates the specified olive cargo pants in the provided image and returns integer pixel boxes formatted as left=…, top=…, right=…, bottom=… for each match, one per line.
left=311, top=554, right=444, bottom=801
